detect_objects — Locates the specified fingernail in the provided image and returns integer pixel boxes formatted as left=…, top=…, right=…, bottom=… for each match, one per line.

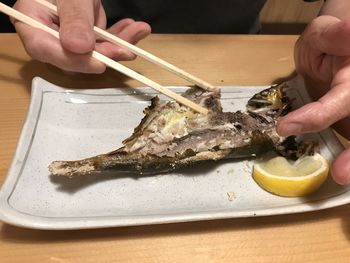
left=279, top=123, right=303, bottom=136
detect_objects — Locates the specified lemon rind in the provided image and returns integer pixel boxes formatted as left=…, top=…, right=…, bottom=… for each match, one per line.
left=253, top=153, right=329, bottom=181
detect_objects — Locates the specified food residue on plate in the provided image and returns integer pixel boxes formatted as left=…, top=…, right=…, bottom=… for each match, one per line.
left=227, top=192, right=236, bottom=201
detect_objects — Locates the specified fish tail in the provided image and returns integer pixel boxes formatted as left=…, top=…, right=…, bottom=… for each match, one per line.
left=48, top=158, right=99, bottom=177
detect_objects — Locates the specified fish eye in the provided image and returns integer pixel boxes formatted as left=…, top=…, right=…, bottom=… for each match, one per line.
left=205, top=98, right=214, bottom=107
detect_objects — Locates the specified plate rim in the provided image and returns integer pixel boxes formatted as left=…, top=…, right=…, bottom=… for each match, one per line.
left=0, top=76, right=348, bottom=230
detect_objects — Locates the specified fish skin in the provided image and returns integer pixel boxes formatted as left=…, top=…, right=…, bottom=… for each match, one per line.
left=49, top=83, right=302, bottom=177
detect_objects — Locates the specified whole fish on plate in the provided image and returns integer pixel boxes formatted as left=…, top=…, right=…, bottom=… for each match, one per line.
left=49, top=83, right=310, bottom=177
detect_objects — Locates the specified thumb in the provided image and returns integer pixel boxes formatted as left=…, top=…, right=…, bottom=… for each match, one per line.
left=57, top=0, right=98, bottom=54
left=277, top=77, right=350, bottom=136
left=309, top=16, right=350, bottom=56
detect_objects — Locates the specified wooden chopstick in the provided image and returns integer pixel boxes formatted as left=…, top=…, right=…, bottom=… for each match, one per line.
left=35, top=0, right=216, bottom=92
left=0, top=2, right=209, bottom=115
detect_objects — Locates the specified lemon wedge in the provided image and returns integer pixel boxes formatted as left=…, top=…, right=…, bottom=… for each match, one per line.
left=252, top=153, right=329, bottom=197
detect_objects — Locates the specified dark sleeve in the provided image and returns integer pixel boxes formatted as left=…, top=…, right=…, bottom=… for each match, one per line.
left=0, top=0, right=15, bottom=32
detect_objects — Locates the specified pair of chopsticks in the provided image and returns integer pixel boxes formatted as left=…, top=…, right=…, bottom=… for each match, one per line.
left=0, top=0, right=214, bottom=114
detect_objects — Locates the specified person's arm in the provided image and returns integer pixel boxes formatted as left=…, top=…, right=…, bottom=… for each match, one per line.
left=12, top=0, right=151, bottom=73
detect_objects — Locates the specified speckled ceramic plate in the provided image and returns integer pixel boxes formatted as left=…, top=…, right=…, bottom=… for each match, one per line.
left=0, top=77, right=348, bottom=230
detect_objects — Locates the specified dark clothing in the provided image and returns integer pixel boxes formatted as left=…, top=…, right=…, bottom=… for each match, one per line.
left=102, top=0, right=267, bottom=33
left=0, top=0, right=15, bottom=32
left=102, top=0, right=322, bottom=34
left=1, top=0, right=322, bottom=33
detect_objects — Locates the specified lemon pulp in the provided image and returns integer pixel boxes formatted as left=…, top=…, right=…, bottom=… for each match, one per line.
left=252, top=153, right=329, bottom=197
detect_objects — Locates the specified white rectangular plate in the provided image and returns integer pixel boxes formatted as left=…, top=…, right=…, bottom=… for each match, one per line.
left=0, top=76, right=348, bottom=230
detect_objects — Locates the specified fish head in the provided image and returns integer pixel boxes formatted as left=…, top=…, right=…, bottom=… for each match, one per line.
left=247, top=82, right=291, bottom=116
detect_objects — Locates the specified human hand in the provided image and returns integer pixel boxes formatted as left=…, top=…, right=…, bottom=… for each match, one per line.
left=277, top=15, right=350, bottom=185
left=12, top=0, right=151, bottom=73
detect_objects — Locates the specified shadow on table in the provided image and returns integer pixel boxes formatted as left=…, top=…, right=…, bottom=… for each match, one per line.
left=271, top=70, right=297, bottom=85
left=17, top=59, right=134, bottom=91
left=0, top=50, right=134, bottom=90
left=0, top=53, right=31, bottom=86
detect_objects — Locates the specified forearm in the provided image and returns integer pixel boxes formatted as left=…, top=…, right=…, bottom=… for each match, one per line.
left=320, top=0, right=350, bottom=19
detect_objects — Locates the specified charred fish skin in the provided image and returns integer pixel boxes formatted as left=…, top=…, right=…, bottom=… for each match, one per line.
left=49, top=140, right=272, bottom=177
left=49, top=83, right=304, bottom=177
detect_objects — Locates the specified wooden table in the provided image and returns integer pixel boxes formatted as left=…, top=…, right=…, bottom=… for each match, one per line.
left=1, top=34, right=349, bottom=262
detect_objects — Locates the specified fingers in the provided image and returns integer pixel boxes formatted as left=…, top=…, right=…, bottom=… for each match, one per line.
left=295, top=15, right=350, bottom=83
left=20, top=26, right=106, bottom=73
left=13, top=0, right=150, bottom=73
left=95, top=19, right=151, bottom=61
left=56, top=0, right=98, bottom=53
left=283, top=15, right=350, bottom=187
left=304, top=15, right=350, bottom=56
left=13, top=0, right=106, bottom=73
left=13, top=0, right=59, bottom=28
left=277, top=74, right=350, bottom=137
left=114, top=21, right=152, bottom=45
left=104, top=18, right=137, bottom=35
left=294, top=16, right=341, bottom=83
left=331, top=148, right=350, bottom=185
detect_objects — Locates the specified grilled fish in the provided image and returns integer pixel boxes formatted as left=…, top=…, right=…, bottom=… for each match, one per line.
left=49, top=83, right=305, bottom=177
